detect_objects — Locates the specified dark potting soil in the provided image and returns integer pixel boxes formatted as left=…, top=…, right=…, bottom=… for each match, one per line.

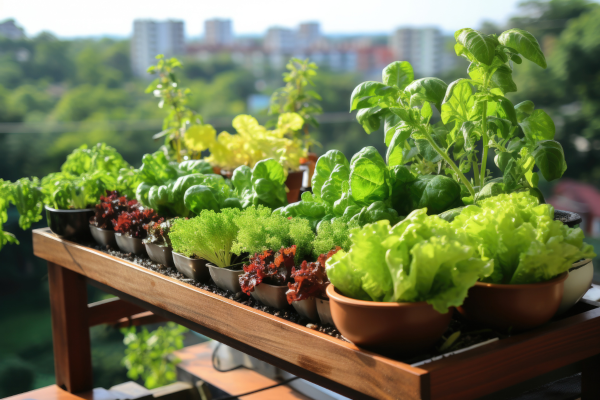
left=90, top=242, right=504, bottom=364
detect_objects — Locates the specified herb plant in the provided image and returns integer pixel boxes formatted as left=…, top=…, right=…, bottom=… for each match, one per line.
left=169, top=208, right=241, bottom=268
left=239, top=246, right=297, bottom=294
left=269, top=58, right=323, bottom=150
left=90, top=190, right=137, bottom=230
left=232, top=159, right=288, bottom=210
left=286, top=247, right=340, bottom=304
left=312, top=219, right=357, bottom=259
left=144, top=218, right=174, bottom=247
left=352, top=28, right=565, bottom=203
left=113, top=205, right=161, bottom=239
left=122, top=322, right=188, bottom=389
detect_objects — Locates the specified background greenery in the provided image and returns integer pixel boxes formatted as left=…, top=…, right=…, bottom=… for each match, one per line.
left=1, top=0, right=599, bottom=395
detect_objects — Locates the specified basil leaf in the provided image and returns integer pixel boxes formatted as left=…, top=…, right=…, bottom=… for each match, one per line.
left=498, top=29, right=547, bottom=69
left=350, top=82, right=397, bottom=111
left=455, top=28, right=498, bottom=66
left=533, top=140, right=567, bottom=181
left=382, top=61, right=414, bottom=90
left=520, top=109, right=555, bottom=142
left=357, top=106, right=386, bottom=134
left=386, top=126, right=412, bottom=166
left=405, top=77, right=448, bottom=111
left=441, top=79, right=473, bottom=124
left=514, top=100, right=535, bottom=122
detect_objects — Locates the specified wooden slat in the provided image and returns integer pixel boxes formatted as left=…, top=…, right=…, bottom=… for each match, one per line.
left=48, top=262, right=93, bottom=393
left=2, top=385, right=116, bottom=400
left=33, top=228, right=428, bottom=400
left=88, top=297, right=148, bottom=327
left=112, top=311, right=168, bottom=328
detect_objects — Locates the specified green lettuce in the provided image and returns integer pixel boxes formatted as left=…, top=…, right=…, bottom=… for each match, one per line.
left=452, top=192, right=596, bottom=284
left=327, top=209, right=492, bottom=313
left=232, top=159, right=288, bottom=210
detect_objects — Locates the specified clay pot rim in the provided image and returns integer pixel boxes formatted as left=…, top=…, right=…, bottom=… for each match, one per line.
left=474, top=272, right=568, bottom=289
left=326, top=285, right=434, bottom=309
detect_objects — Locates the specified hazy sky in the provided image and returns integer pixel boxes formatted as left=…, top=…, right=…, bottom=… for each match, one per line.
left=0, top=0, right=524, bottom=38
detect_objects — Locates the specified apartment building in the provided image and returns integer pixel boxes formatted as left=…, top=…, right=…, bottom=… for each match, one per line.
left=389, top=27, right=443, bottom=77
left=131, top=19, right=185, bottom=77
left=205, top=19, right=233, bottom=46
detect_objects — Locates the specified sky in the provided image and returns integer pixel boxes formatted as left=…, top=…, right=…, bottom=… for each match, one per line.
left=0, top=0, right=524, bottom=38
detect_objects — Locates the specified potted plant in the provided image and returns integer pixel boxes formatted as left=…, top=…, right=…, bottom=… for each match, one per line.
left=113, top=203, right=161, bottom=256
left=286, top=248, right=340, bottom=322
left=143, top=218, right=176, bottom=267
left=239, top=246, right=297, bottom=310
left=89, top=190, right=136, bottom=247
left=453, top=192, right=595, bottom=331
left=169, top=208, right=243, bottom=292
left=325, top=210, right=492, bottom=355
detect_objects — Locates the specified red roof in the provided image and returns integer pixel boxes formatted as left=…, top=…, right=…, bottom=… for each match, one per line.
left=547, top=179, right=600, bottom=217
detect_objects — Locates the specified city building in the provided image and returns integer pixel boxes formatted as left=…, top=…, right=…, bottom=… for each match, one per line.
left=131, top=19, right=185, bottom=77
left=0, top=19, right=25, bottom=40
left=389, top=27, right=443, bottom=77
left=297, top=22, right=321, bottom=50
left=264, top=27, right=296, bottom=54
left=205, top=19, right=233, bottom=46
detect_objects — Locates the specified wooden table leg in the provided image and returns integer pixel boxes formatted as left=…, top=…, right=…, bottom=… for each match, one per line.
left=48, top=262, right=93, bottom=393
left=582, top=354, right=600, bottom=399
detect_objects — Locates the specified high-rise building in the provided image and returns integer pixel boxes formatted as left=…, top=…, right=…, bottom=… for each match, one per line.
left=131, top=19, right=185, bottom=77
left=389, top=27, right=443, bottom=77
left=0, top=19, right=25, bottom=40
left=264, top=27, right=295, bottom=54
left=297, top=22, right=320, bottom=50
left=205, top=19, right=233, bottom=46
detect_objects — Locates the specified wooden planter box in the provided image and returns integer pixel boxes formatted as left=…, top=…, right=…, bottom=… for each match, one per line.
left=32, top=228, right=600, bottom=400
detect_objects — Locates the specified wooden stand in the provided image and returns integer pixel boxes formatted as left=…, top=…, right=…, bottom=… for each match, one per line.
left=33, top=228, right=600, bottom=400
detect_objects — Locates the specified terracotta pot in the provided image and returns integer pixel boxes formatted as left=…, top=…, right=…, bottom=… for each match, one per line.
left=115, top=233, right=146, bottom=256
left=46, top=206, right=94, bottom=240
left=285, top=170, right=304, bottom=204
left=326, top=285, right=452, bottom=356
left=172, top=252, right=210, bottom=282
left=458, top=273, right=568, bottom=332
left=144, top=243, right=174, bottom=267
left=207, top=263, right=243, bottom=293
left=292, top=297, right=319, bottom=321
left=556, top=259, right=594, bottom=316
left=251, top=283, right=290, bottom=310
left=212, top=166, right=222, bottom=175
left=316, top=298, right=334, bottom=326
left=89, top=225, right=116, bottom=247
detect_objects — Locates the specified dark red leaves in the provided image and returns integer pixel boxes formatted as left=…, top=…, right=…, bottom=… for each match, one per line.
left=239, top=246, right=297, bottom=295
left=113, top=205, right=161, bottom=238
left=286, top=247, right=341, bottom=304
left=90, top=190, right=138, bottom=229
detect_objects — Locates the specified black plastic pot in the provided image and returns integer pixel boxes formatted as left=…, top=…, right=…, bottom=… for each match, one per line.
left=115, top=233, right=146, bottom=256
left=46, top=206, right=94, bottom=240
left=207, top=263, right=243, bottom=293
left=554, top=210, right=582, bottom=228
left=89, top=225, right=116, bottom=247
left=251, top=283, right=290, bottom=310
left=172, top=252, right=210, bottom=282
left=145, top=243, right=174, bottom=267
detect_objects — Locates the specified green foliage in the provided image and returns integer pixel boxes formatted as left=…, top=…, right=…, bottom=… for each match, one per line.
left=351, top=27, right=566, bottom=203
left=169, top=208, right=240, bottom=268
left=269, top=57, right=323, bottom=149
left=0, top=180, right=19, bottom=251
left=121, top=322, right=188, bottom=389
left=452, top=192, right=596, bottom=284
left=312, top=218, right=357, bottom=258
left=326, top=210, right=492, bottom=313
left=232, top=159, right=288, bottom=210
left=232, top=205, right=315, bottom=263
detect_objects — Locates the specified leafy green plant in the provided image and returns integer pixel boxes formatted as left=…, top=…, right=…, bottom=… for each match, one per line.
left=147, top=55, right=211, bottom=163
left=269, top=57, right=323, bottom=150
left=312, top=219, right=357, bottom=259
left=326, top=210, right=492, bottom=313
left=232, top=159, right=288, bottom=210
left=452, top=192, right=595, bottom=284
left=232, top=206, right=314, bottom=263
left=121, top=322, right=188, bottom=389
left=352, top=28, right=565, bottom=203
left=0, top=180, right=19, bottom=252
left=169, top=208, right=241, bottom=268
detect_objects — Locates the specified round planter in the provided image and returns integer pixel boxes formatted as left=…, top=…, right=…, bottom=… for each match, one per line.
left=45, top=206, right=94, bottom=240
left=207, top=263, right=243, bottom=293
left=556, top=259, right=594, bottom=316
left=115, top=232, right=147, bottom=256
left=89, top=225, right=116, bottom=247
left=172, top=252, right=210, bottom=282
left=326, top=285, right=452, bottom=356
left=251, top=283, right=290, bottom=310
left=285, top=170, right=304, bottom=204
left=458, top=273, right=568, bottom=332
left=212, top=166, right=222, bottom=175
left=292, top=297, right=319, bottom=321
left=316, top=298, right=334, bottom=326
left=144, top=243, right=174, bottom=267
left=554, top=209, right=582, bottom=228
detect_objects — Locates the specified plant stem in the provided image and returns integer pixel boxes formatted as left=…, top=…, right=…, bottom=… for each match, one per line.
left=479, top=100, right=489, bottom=186
left=472, top=154, right=480, bottom=187
left=422, top=127, right=475, bottom=197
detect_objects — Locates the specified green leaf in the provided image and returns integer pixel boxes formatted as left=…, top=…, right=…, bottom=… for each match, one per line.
left=514, top=100, right=535, bottom=122
left=455, top=28, right=498, bottom=66
left=384, top=113, right=403, bottom=146
left=498, top=29, right=547, bottom=69
left=421, top=101, right=433, bottom=123
left=520, top=109, right=555, bottom=142
left=496, top=96, right=519, bottom=126
left=405, top=78, right=448, bottom=111
left=386, top=126, right=412, bottom=166
left=460, top=121, right=479, bottom=151
left=491, top=65, right=517, bottom=93
left=382, top=61, right=414, bottom=90
left=350, top=82, right=396, bottom=111
left=349, top=148, right=389, bottom=206
left=487, top=116, right=512, bottom=139
left=533, top=140, right=567, bottom=181
left=357, top=106, right=385, bottom=134
left=441, top=79, right=473, bottom=124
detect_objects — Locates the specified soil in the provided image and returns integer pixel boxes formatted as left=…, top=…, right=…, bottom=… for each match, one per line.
left=86, top=242, right=508, bottom=363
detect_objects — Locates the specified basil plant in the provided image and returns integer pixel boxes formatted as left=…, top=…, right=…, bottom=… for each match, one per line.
left=352, top=27, right=565, bottom=203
